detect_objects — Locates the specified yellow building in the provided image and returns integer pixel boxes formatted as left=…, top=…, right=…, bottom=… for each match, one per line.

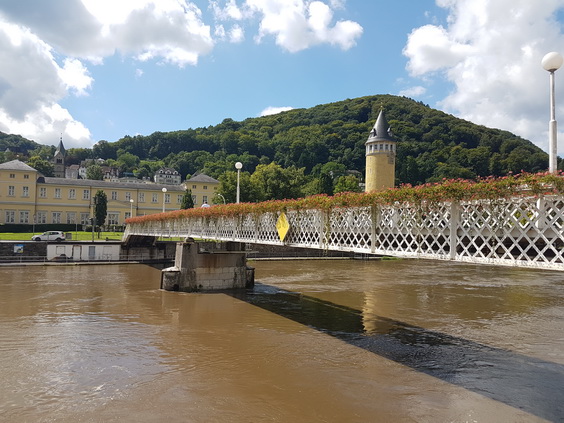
left=364, top=109, right=397, bottom=192
left=0, top=160, right=191, bottom=226
left=185, top=173, right=220, bottom=206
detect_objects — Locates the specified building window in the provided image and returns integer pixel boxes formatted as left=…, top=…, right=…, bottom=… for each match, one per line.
left=177, top=195, right=183, bottom=204
left=108, top=213, right=119, bottom=225
left=8, top=185, right=14, bottom=196
left=80, top=213, right=90, bottom=225
left=125, top=212, right=131, bottom=220
left=138, top=192, right=145, bottom=203
left=9, top=173, right=15, bottom=178
left=55, top=188, right=61, bottom=199
left=125, top=192, right=131, bottom=201
left=52, top=212, right=61, bottom=224
left=152, top=194, right=158, bottom=203
left=20, top=211, right=29, bottom=224
left=5, top=211, right=15, bottom=223
left=24, top=174, right=29, bottom=179
left=192, top=185, right=196, bottom=189
left=67, top=212, right=76, bottom=224
left=203, top=195, right=208, bottom=204
left=39, top=187, right=47, bottom=198
left=83, top=189, right=90, bottom=200
left=68, top=188, right=76, bottom=199
left=37, top=212, right=47, bottom=224
left=203, top=185, right=207, bottom=190
left=111, top=191, right=118, bottom=200
left=22, top=186, right=29, bottom=197
left=192, top=195, right=197, bottom=204
left=165, top=193, right=170, bottom=204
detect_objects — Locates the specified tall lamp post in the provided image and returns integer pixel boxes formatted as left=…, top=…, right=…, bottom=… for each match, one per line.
left=235, top=162, right=243, bottom=203
left=161, top=187, right=167, bottom=212
left=129, top=199, right=134, bottom=218
left=542, top=51, right=563, bottom=174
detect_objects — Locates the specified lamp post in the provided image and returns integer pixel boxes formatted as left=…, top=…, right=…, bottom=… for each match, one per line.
left=215, top=193, right=226, bottom=204
left=542, top=51, right=563, bottom=174
left=129, top=199, right=134, bottom=217
left=235, top=162, right=243, bottom=203
left=161, top=187, right=167, bottom=212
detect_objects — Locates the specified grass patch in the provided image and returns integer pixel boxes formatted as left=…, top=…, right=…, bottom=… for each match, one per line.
left=0, top=231, right=125, bottom=241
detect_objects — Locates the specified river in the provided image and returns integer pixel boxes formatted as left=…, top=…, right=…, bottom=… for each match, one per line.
left=1, top=259, right=563, bottom=422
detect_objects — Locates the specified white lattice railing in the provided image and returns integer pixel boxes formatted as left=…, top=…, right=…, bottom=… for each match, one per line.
left=123, top=195, right=564, bottom=270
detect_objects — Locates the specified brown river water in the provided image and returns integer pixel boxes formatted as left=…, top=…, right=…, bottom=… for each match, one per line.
left=1, top=259, right=563, bottom=422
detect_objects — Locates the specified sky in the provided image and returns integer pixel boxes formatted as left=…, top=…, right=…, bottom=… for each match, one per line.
left=1, top=0, right=564, bottom=156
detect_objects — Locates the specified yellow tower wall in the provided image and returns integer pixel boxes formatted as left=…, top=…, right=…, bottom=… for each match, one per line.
left=365, top=152, right=395, bottom=192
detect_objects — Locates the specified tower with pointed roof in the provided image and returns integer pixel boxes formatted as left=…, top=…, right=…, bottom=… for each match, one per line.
left=53, top=135, right=66, bottom=178
left=364, top=108, right=396, bottom=192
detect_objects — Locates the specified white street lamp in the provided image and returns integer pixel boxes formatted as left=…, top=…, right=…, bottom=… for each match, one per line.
left=129, top=198, right=134, bottom=217
left=235, top=162, right=243, bottom=203
left=542, top=51, right=563, bottom=173
left=161, top=187, right=167, bottom=212
left=215, top=193, right=226, bottom=204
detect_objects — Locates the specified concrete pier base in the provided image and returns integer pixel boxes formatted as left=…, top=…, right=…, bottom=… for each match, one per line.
left=161, top=240, right=254, bottom=292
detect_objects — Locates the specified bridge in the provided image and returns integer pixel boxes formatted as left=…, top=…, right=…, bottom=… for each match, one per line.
left=123, top=173, right=564, bottom=272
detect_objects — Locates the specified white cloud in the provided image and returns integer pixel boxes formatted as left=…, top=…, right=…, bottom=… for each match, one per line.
left=0, top=0, right=362, bottom=148
left=210, top=0, right=246, bottom=21
left=230, top=24, right=245, bottom=43
left=58, top=58, right=93, bottom=96
left=403, top=0, right=564, bottom=153
left=260, top=106, right=294, bottom=116
left=0, top=16, right=91, bottom=147
left=245, top=0, right=363, bottom=52
left=398, top=86, right=427, bottom=98
left=1, top=1, right=214, bottom=67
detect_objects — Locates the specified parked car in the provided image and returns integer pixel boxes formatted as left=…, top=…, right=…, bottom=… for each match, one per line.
left=32, top=231, right=65, bottom=242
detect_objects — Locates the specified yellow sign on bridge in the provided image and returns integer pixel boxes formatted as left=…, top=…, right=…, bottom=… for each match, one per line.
left=276, top=212, right=290, bottom=242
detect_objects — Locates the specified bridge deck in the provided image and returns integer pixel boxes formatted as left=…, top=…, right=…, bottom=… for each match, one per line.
left=124, top=195, right=564, bottom=271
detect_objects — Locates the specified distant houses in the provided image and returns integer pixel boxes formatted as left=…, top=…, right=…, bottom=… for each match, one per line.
left=0, top=138, right=219, bottom=227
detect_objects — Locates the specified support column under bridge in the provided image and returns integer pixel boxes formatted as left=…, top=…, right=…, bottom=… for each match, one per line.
left=161, top=240, right=255, bottom=292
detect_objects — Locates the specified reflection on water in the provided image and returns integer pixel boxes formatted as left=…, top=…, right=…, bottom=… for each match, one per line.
left=231, top=282, right=564, bottom=422
left=0, top=260, right=563, bottom=422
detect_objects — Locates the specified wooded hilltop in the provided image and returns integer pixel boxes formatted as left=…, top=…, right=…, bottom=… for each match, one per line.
left=0, top=94, right=552, bottom=202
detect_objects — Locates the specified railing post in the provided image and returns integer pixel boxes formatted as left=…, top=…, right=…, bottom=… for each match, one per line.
left=319, top=210, right=327, bottom=249
left=450, top=201, right=459, bottom=260
left=535, top=196, right=546, bottom=230
left=370, top=205, right=378, bottom=254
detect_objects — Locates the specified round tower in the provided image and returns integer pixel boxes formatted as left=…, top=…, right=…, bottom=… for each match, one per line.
left=364, top=108, right=396, bottom=192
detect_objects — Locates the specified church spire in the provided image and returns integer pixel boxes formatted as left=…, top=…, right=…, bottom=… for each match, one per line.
left=55, top=133, right=66, bottom=157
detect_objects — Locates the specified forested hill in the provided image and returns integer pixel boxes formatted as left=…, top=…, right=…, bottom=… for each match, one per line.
left=0, top=132, right=41, bottom=153
left=94, top=94, right=547, bottom=185
left=2, top=95, right=549, bottom=187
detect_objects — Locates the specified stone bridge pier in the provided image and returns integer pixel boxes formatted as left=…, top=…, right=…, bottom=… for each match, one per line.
left=161, top=240, right=254, bottom=292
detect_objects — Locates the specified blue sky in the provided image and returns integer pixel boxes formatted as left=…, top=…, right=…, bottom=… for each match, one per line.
left=1, top=0, right=564, bottom=155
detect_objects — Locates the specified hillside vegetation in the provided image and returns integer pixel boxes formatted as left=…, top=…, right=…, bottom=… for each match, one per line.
left=93, top=94, right=548, bottom=182
left=1, top=95, right=550, bottom=201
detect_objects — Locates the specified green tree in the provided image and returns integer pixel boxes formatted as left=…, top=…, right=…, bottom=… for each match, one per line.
left=94, top=190, right=107, bottom=229
left=116, top=152, right=140, bottom=172
left=218, top=170, right=259, bottom=203
left=27, top=155, right=54, bottom=176
left=334, top=175, right=361, bottom=193
left=250, top=163, right=306, bottom=201
left=86, top=163, right=104, bottom=180
left=180, top=189, right=194, bottom=209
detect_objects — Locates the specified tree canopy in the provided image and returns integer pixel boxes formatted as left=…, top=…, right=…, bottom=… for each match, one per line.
left=1, top=95, right=554, bottom=202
